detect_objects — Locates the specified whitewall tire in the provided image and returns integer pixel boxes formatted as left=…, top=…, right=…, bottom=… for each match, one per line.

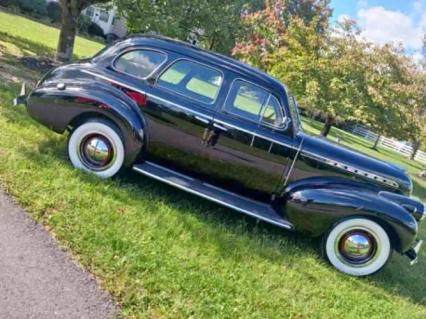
left=68, top=120, right=125, bottom=178
left=323, top=217, right=392, bottom=276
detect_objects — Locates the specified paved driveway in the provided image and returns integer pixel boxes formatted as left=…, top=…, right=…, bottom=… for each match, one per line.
left=0, top=191, right=116, bottom=318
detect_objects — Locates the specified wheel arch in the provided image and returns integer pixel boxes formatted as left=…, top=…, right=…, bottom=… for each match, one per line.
left=27, top=82, right=146, bottom=166
left=285, top=184, right=418, bottom=253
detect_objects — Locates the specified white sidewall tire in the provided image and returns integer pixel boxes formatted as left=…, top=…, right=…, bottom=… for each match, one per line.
left=68, top=121, right=125, bottom=178
left=325, top=218, right=391, bottom=276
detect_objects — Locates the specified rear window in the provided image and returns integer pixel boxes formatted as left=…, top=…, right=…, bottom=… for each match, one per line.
left=157, top=60, right=223, bottom=104
left=114, top=49, right=166, bottom=79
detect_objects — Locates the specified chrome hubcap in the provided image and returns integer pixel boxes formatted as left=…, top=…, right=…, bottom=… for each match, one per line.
left=79, top=134, right=114, bottom=170
left=337, top=229, right=377, bottom=265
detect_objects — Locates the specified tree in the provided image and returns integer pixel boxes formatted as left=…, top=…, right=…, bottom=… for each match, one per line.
left=56, top=0, right=109, bottom=62
left=233, top=8, right=422, bottom=140
left=115, top=0, right=260, bottom=54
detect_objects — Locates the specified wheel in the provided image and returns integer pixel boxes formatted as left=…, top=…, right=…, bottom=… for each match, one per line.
left=68, top=119, right=125, bottom=178
left=322, top=217, right=392, bottom=276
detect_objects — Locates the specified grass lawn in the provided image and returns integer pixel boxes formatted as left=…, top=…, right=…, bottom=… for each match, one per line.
left=1, top=9, right=426, bottom=318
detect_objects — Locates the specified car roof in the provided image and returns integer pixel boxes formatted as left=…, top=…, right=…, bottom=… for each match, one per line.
left=108, top=35, right=288, bottom=96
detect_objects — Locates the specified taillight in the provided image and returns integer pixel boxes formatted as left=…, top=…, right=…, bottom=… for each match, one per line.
left=126, top=90, right=147, bottom=107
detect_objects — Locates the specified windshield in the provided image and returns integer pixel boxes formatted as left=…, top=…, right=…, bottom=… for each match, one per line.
left=288, top=95, right=302, bottom=131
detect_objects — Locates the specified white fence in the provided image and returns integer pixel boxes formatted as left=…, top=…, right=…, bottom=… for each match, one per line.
left=347, top=125, right=426, bottom=164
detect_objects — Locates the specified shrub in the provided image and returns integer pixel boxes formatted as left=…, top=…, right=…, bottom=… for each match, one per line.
left=0, top=0, right=16, bottom=7
left=78, top=14, right=91, bottom=35
left=87, top=22, right=105, bottom=38
left=17, top=0, right=46, bottom=17
left=46, top=1, right=61, bottom=23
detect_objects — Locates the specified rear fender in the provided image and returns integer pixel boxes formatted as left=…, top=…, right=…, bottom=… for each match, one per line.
left=285, top=177, right=418, bottom=253
left=27, top=81, right=146, bottom=166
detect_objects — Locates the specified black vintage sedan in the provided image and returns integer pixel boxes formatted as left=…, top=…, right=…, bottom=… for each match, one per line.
left=15, top=35, right=424, bottom=276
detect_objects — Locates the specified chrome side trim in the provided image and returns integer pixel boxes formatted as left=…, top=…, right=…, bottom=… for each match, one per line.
left=301, top=151, right=400, bottom=188
left=82, top=69, right=148, bottom=95
left=133, top=163, right=293, bottom=229
left=283, top=137, right=304, bottom=186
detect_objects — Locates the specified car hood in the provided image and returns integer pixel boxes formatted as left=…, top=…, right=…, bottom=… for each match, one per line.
left=298, top=132, right=413, bottom=195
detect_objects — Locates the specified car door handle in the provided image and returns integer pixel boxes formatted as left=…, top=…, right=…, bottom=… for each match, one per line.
left=194, top=115, right=210, bottom=124
left=213, top=122, right=228, bottom=132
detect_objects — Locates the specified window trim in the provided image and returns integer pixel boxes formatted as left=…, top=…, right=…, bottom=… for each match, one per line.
left=111, top=47, right=168, bottom=81
left=260, top=94, right=287, bottom=129
left=155, top=58, right=224, bottom=106
left=222, top=78, right=288, bottom=130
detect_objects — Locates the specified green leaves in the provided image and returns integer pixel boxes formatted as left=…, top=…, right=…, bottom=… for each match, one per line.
left=233, top=1, right=425, bottom=143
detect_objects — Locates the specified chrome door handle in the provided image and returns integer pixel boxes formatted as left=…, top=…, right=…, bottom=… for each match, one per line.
left=194, top=115, right=210, bottom=124
left=213, top=122, right=228, bottom=131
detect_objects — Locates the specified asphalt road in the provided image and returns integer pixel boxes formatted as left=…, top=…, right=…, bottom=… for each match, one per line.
left=0, top=191, right=117, bottom=319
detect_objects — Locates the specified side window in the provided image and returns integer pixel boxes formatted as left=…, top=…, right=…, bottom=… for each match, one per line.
left=158, top=60, right=223, bottom=104
left=261, top=95, right=285, bottom=127
left=114, top=50, right=166, bottom=79
left=223, top=80, right=269, bottom=122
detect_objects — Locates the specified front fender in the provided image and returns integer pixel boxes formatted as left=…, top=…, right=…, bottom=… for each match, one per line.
left=286, top=183, right=418, bottom=253
left=27, top=81, right=146, bottom=166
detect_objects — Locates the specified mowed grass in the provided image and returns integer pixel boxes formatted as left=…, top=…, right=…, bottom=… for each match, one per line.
left=0, top=9, right=102, bottom=58
left=1, top=10, right=426, bottom=318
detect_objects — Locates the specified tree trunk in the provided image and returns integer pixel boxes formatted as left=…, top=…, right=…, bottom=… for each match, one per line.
left=56, top=1, right=79, bottom=62
left=320, top=114, right=333, bottom=137
left=372, top=134, right=381, bottom=150
left=410, top=140, right=420, bottom=161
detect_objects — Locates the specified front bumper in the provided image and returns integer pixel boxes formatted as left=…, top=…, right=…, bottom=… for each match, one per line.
left=405, top=239, right=423, bottom=265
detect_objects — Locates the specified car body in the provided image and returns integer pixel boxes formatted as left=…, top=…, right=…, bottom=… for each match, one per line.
left=15, top=35, right=424, bottom=276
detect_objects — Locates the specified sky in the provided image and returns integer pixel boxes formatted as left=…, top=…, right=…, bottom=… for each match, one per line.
left=330, top=0, right=426, bottom=61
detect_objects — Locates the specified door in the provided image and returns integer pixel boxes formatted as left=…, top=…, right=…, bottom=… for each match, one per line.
left=142, top=58, right=226, bottom=179
left=205, top=79, right=292, bottom=203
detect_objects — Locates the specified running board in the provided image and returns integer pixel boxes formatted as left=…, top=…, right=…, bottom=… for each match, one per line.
left=133, top=162, right=294, bottom=230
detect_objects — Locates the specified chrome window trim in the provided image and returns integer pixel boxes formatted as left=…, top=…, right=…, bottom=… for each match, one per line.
left=259, top=94, right=288, bottom=130
left=155, top=58, right=224, bottom=106
left=111, top=47, right=168, bottom=81
left=221, top=77, right=289, bottom=131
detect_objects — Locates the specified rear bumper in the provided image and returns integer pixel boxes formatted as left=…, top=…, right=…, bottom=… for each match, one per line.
left=405, top=239, right=423, bottom=265
left=13, top=83, right=27, bottom=106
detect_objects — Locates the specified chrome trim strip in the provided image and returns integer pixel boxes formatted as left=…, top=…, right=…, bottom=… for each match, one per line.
left=194, top=115, right=210, bottom=124
left=301, top=151, right=400, bottom=188
left=133, top=163, right=293, bottom=229
left=284, top=137, right=304, bottom=186
left=82, top=69, right=148, bottom=95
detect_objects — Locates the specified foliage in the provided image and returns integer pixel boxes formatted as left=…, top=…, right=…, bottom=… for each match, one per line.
left=17, top=0, right=47, bottom=16
left=115, top=0, right=261, bottom=54
left=87, top=21, right=105, bottom=38
left=46, top=0, right=62, bottom=23
left=0, top=0, right=15, bottom=7
left=77, top=14, right=91, bottom=34
left=233, top=2, right=425, bottom=142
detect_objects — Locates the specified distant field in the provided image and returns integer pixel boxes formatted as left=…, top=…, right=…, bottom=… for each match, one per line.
left=0, top=9, right=425, bottom=319
left=0, top=10, right=103, bottom=58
